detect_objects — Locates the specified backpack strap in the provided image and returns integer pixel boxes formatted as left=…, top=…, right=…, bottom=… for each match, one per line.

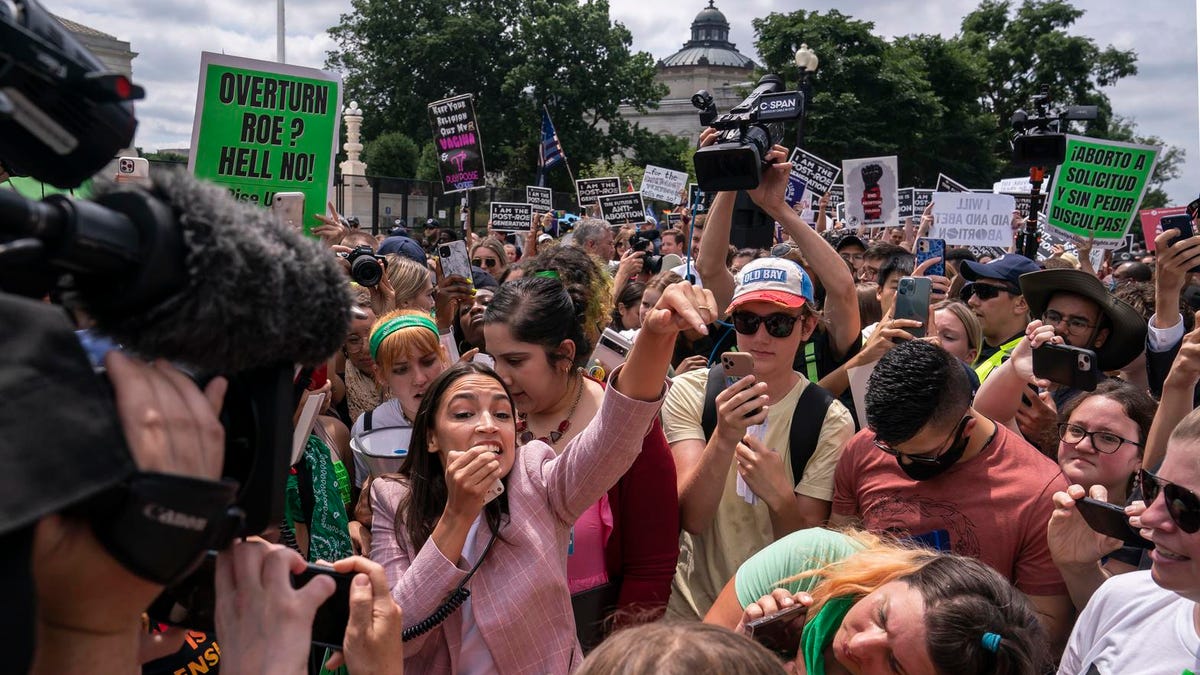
left=786, top=382, right=835, bottom=487
left=700, top=363, right=727, bottom=442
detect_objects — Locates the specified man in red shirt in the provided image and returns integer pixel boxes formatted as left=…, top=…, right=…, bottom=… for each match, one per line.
left=830, top=340, right=1073, bottom=654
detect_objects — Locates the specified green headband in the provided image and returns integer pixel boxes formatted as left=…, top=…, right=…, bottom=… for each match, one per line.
left=369, top=314, right=439, bottom=361
left=533, top=270, right=560, bottom=280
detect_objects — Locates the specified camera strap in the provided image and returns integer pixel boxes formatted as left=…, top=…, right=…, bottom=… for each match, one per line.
left=87, top=472, right=242, bottom=585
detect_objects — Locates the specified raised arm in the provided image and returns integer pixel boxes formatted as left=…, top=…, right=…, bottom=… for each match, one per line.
left=748, top=145, right=860, bottom=358
left=1145, top=314, right=1200, bottom=469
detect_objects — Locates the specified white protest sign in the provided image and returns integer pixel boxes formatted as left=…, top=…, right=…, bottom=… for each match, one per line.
left=842, top=156, right=899, bottom=228
left=929, top=192, right=1016, bottom=247
left=489, top=202, right=534, bottom=232
left=640, top=165, right=689, bottom=204
left=994, top=176, right=1034, bottom=194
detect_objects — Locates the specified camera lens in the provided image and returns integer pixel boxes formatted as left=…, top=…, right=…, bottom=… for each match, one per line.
left=351, top=256, right=384, bottom=287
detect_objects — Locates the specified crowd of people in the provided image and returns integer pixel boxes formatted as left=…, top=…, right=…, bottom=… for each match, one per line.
left=23, top=133, right=1200, bottom=675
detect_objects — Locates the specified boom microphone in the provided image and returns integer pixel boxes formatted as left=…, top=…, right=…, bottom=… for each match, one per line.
left=2, top=168, right=352, bottom=372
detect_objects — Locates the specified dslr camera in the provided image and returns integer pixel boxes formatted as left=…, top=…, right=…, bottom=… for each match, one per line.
left=630, top=231, right=665, bottom=275
left=338, top=245, right=387, bottom=287
left=692, top=74, right=803, bottom=192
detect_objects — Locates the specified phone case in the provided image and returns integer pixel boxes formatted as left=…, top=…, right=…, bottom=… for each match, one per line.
left=720, top=351, right=754, bottom=378
left=1032, top=344, right=1098, bottom=392
left=894, top=276, right=931, bottom=338
left=439, top=240, right=473, bottom=282
left=483, top=479, right=504, bottom=504
left=915, top=238, right=946, bottom=277
left=1076, top=498, right=1151, bottom=549
left=1163, top=215, right=1200, bottom=272
left=272, top=192, right=305, bottom=231
left=746, top=604, right=808, bottom=658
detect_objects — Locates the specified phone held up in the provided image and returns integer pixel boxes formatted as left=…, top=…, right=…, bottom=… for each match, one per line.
left=894, top=276, right=932, bottom=339
left=438, top=240, right=474, bottom=287
left=745, top=604, right=808, bottom=659
left=915, top=237, right=946, bottom=278
left=721, top=351, right=761, bottom=419
left=1075, top=497, right=1152, bottom=550
left=1162, top=214, right=1200, bottom=273
left=1032, top=344, right=1099, bottom=392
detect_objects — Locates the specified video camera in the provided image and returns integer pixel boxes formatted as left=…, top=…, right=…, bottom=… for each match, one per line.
left=1010, top=85, right=1098, bottom=166
left=692, top=74, right=803, bottom=191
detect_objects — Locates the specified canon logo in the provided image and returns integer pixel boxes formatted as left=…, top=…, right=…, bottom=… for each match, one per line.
left=143, top=504, right=208, bottom=531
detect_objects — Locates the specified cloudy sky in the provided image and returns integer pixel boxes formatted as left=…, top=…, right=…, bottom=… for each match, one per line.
left=49, top=0, right=1199, bottom=203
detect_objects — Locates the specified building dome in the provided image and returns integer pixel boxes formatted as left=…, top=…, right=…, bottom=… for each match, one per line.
left=660, top=1, right=756, bottom=70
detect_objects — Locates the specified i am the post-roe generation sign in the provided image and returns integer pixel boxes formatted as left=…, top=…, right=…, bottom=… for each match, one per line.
left=189, top=52, right=341, bottom=236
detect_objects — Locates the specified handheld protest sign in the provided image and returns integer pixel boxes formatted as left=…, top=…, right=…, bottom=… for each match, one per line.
left=428, top=94, right=487, bottom=193
left=912, top=189, right=934, bottom=216
left=641, top=165, right=689, bottom=204
left=788, top=148, right=840, bottom=207
left=1046, top=136, right=1159, bottom=248
left=897, top=188, right=915, bottom=219
left=929, top=192, right=1016, bottom=248
left=598, top=192, right=646, bottom=225
left=688, top=183, right=715, bottom=214
left=489, top=202, right=534, bottom=233
left=189, top=52, right=341, bottom=236
left=526, top=186, right=553, bottom=214
left=935, top=173, right=971, bottom=193
left=576, top=177, right=621, bottom=209
left=842, top=156, right=899, bottom=228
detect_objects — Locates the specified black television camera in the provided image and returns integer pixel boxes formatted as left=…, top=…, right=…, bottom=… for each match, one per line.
left=338, top=245, right=387, bottom=287
left=1010, top=85, right=1099, bottom=167
left=691, top=74, right=803, bottom=192
left=629, top=230, right=664, bottom=275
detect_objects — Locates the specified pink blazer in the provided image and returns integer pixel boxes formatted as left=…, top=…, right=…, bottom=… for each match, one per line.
left=371, top=379, right=666, bottom=674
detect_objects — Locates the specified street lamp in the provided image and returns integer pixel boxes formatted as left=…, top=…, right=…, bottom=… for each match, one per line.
left=793, top=44, right=819, bottom=148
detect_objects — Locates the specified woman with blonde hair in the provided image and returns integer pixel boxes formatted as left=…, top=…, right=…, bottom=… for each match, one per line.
left=706, top=528, right=1050, bottom=674
left=470, top=237, right=509, bottom=279
left=932, top=299, right=982, bottom=367
left=385, top=254, right=436, bottom=313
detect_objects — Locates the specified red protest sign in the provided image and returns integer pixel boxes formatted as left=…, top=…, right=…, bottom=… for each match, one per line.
left=1139, top=206, right=1188, bottom=251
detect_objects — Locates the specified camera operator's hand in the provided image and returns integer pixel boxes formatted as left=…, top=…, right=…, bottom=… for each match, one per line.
left=324, top=556, right=404, bottom=674
left=746, top=145, right=793, bottom=214
left=215, top=540, right=335, bottom=675
left=106, top=350, right=227, bottom=479
left=616, top=248, right=645, bottom=281
left=698, top=126, right=720, bottom=149
left=369, top=269, right=397, bottom=317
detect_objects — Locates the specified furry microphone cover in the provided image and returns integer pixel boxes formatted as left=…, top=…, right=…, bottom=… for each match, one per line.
left=87, top=169, right=352, bottom=373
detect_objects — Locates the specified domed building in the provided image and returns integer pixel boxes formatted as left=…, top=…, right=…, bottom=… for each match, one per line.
left=620, top=1, right=758, bottom=139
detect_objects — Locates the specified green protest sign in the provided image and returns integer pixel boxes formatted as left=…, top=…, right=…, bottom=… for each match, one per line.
left=1046, top=136, right=1159, bottom=248
left=188, top=52, right=341, bottom=235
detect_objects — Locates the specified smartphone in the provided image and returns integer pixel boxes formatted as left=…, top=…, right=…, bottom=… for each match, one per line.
left=438, top=240, right=473, bottom=283
left=1163, top=214, right=1200, bottom=273
left=272, top=192, right=306, bottom=231
left=1032, top=344, right=1099, bottom=391
left=721, top=351, right=755, bottom=379
left=894, top=276, right=932, bottom=338
left=148, top=553, right=355, bottom=650
left=115, top=156, right=151, bottom=187
left=915, top=237, right=946, bottom=277
left=590, top=328, right=632, bottom=381
left=745, top=603, right=808, bottom=659
left=1076, top=497, right=1152, bottom=550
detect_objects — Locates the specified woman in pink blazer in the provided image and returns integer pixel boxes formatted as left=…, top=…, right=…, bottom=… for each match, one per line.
left=372, top=277, right=714, bottom=673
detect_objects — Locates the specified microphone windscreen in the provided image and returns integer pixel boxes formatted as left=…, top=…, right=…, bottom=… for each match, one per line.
left=88, top=169, right=352, bottom=373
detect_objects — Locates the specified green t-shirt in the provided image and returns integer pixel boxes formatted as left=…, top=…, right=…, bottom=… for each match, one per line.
left=734, top=527, right=864, bottom=608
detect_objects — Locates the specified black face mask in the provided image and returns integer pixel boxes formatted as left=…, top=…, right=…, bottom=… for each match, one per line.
left=896, top=422, right=971, bottom=481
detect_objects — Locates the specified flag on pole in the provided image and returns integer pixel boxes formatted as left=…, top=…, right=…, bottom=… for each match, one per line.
left=538, top=108, right=565, bottom=186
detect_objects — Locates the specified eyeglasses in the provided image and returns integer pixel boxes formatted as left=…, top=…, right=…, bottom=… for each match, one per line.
left=731, top=311, right=800, bottom=338
left=1139, top=468, right=1200, bottom=533
left=472, top=258, right=499, bottom=269
left=874, top=416, right=969, bottom=465
left=1057, top=423, right=1140, bottom=454
left=1042, top=310, right=1096, bottom=336
left=963, top=282, right=1018, bottom=301
left=840, top=252, right=865, bottom=263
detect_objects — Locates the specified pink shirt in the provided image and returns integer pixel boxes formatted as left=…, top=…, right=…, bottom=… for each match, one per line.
left=567, top=496, right=613, bottom=594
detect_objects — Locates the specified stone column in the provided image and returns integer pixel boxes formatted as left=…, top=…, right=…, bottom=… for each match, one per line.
left=339, top=101, right=369, bottom=220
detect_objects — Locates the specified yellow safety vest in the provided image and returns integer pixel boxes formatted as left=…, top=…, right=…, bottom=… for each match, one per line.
left=974, top=335, right=1024, bottom=382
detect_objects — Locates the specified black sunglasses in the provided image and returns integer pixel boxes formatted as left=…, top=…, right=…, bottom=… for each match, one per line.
left=874, top=416, right=969, bottom=465
left=963, top=282, right=1019, bottom=301
left=472, top=258, right=498, bottom=268
left=1140, top=468, right=1200, bottom=534
left=731, top=311, right=799, bottom=338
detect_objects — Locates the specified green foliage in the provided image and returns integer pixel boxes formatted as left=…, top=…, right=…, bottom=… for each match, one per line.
left=362, top=131, right=420, bottom=177
left=326, top=0, right=664, bottom=186
left=1106, top=115, right=1186, bottom=210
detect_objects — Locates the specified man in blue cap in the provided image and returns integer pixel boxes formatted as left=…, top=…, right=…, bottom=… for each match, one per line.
left=959, top=253, right=1041, bottom=381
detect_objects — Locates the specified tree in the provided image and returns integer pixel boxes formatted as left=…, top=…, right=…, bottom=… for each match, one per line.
left=959, top=0, right=1138, bottom=168
left=752, top=10, right=999, bottom=188
left=326, top=0, right=664, bottom=188
left=362, top=131, right=420, bottom=177
left=1106, top=115, right=1185, bottom=210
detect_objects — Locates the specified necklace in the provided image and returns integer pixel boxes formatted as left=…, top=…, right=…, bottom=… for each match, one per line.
left=517, top=369, right=584, bottom=445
